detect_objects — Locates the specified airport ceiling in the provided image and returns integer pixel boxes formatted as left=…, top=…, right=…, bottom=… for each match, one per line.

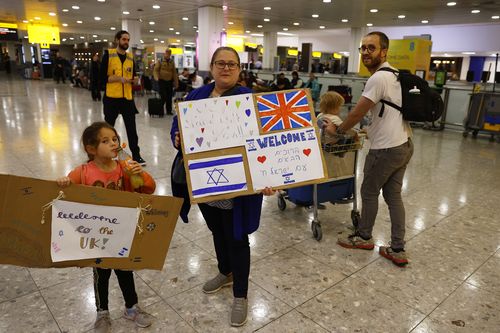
left=1, top=0, right=500, bottom=45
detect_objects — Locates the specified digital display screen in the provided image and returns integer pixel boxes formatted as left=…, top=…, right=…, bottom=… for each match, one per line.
left=0, top=27, right=18, bottom=41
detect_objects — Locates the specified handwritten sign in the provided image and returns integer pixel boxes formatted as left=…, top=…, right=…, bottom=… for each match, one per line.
left=177, top=93, right=259, bottom=154
left=246, top=128, right=324, bottom=190
left=51, top=200, right=139, bottom=262
left=176, top=89, right=327, bottom=203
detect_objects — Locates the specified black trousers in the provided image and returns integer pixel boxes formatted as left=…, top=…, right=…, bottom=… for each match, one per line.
left=103, top=96, right=141, bottom=159
left=91, top=87, right=101, bottom=101
left=93, top=268, right=138, bottom=311
left=54, top=68, right=65, bottom=83
left=199, top=203, right=250, bottom=298
left=158, top=79, right=174, bottom=114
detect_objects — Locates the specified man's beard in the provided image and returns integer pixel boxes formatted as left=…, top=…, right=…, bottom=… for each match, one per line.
left=363, top=55, right=383, bottom=71
left=118, top=43, right=129, bottom=51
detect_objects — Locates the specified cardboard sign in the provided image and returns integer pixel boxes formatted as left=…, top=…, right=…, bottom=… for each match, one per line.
left=51, top=200, right=139, bottom=262
left=176, top=89, right=328, bottom=203
left=0, top=174, right=183, bottom=270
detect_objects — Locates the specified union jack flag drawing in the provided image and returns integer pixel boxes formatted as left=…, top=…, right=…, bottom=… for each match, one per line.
left=256, top=90, right=313, bottom=133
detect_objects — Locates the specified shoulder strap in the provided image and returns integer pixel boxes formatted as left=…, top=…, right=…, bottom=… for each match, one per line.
left=377, top=67, right=399, bottom=75
left=376, top=67, right=402, bottom=117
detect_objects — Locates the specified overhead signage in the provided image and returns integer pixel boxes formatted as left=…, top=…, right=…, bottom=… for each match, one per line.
left=27, top=25, right=60, bottom=45
left=0, top=27, right=18, bottom=41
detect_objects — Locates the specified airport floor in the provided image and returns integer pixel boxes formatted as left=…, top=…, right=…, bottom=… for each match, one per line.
left=1, top=73, right=499, bottom=333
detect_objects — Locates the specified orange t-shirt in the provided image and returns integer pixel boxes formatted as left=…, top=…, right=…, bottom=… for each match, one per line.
left=67, top=161, right=156, bottom=194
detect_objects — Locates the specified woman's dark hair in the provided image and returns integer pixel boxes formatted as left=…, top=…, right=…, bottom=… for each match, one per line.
left=210, top=46, right=240, bottom=65
left=114, top=30, right=130, bottom=41
left=81, top=122, right=120, bottom=161
left=292, top=71, right=299, bottom=78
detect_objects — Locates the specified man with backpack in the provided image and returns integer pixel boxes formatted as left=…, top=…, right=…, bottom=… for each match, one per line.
left=154, top=49, right=179, bottom=115
left=322, top=31, right=414, bottom=266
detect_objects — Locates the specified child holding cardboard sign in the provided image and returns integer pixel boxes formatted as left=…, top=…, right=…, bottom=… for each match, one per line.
left=56, top=122, right=156, bottom=332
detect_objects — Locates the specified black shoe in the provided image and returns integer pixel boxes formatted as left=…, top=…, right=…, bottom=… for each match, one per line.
left=134, top=157, right=146, bottom=166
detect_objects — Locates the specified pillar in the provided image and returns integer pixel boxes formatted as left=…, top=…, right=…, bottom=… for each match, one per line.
left=197, top=6, right=224, bottom=72
left=300, top=43, right=312, bottom=73
left=122, top=19, right=142, bottom=50
left=348, top=27, right=368, bottom=73
left=263, top=31, right=277, bottom=71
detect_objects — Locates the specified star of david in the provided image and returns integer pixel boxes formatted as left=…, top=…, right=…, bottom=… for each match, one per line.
left=206, top=168, right=229, bottom=185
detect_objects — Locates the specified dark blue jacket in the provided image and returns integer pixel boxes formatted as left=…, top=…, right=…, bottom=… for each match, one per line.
left=170, top=82, right=263, bottom=240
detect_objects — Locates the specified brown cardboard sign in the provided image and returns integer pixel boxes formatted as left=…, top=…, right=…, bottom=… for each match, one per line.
left=176, top=89, right=328, bottom=204
left=0, top=174, right=182, bottom=270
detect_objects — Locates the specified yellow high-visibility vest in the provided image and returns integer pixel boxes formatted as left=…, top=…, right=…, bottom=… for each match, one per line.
left=106, top=49, right=134, bottom=100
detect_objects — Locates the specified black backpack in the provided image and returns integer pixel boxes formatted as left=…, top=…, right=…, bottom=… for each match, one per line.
left=377, top=67, right=444, bottom=122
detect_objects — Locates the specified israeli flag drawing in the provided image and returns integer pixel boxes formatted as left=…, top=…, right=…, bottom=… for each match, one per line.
left=188, top=154, right=248, bottom=198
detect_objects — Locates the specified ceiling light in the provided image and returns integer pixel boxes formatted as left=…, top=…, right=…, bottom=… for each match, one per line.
left=182, top=17, right=189, bottom=21
left=49, top=12, right=56, bottom=16
left=341, top=19, right=348, bottom=22
left=94, top=17, right=101, bottom=21
left=398, top=15, right=406, bottom=19
left=283, top=28, right=289, bottom=31
left=228, top=21, right=234, bottom=25
left=175, top=32, right=180, bottom=35
left=152, top=5, right=160, bottom=9
left=319, top=26, right=325, bottom=29
left=72, top=6, right=80, bottom=10
left=62, top=23, right=68, bottom=27
left=69, top=37, right=74, bottom=40
left=193, top=26, right=198, bottom=29
left=312, top=14, right=319, bottom=18
left=110, top=26, right=116, bottom=30
left=23, top=20, right=29, bottom=23
left=222, top=5, right=228, bottom=10
left=123, top=11, right=130, bottom=15
left=366, top=23, right=373, bottom=26
left=154, top=38, right=158, bottom=41
left=370, top=9, right=378, bottom=13
left=251, top=33, right=264, bottom=37
left=169, top=27, right=174, bottom=31
left=245, top=30, right=250, bottom=33
left=160, top=40, right=164, bottom=43
left=264, top=6, right=271, bottom=10
left=277, top=32, right=294, bottom=36
left=80, top=36, right=85, bottom=39
left=140, top=39, right=144, bottom=43
left=62, top=38, right=67, bottom=41
left=471, top=9, right=480, bottom=14
left=97, top=0, right=106, bottom=2
left=76, top=20, right=83, bottom=24
left=462, top=51, right=476, bottom=55
left=257, top=25, right=263, bottom=28
left=323, top=0, right=332, bottom=2
left=293, top=22, right=300, bottom=26
left=62, top=9, right=69, bottom=12
left=92, top=34, right=98, bottom=37
left=421, top=20, right=429, bottom=23
left=149, top=30, right=154, bottom=32
left=149, top=21, right=155, bottom=25
left=447, top=2, right=456, bottom=6
left=264, top=18, right=270, bottom=22
left=176, top=39, right=181, bottom=42
left=34, top=17, right=41, bottom=20
left=492, top=15, right=500, bottom=19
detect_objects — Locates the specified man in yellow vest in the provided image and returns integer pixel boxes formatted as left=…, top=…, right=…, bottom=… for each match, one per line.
left=100, top=30, right=145, bottom=165
left=153, top=49, right=179, bottom=115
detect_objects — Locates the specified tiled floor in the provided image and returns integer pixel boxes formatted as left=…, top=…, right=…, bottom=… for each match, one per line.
left=1, top=74, right=499, bottom=332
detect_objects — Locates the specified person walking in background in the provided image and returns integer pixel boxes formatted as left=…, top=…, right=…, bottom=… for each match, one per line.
left=170, top=46, right=275, bottom=327
left=100, top=30, right=146, bottom=165
left=304, top=72, right=320, bottom=103
left=90, top=53, right=101, bottom=101
left=154, top=49, right=179, bottom=115
left=325, top=31, right=414, bottom=267
left=54, top=52, right=65, bottom=83
left=56, top=122, right=155, bottom=333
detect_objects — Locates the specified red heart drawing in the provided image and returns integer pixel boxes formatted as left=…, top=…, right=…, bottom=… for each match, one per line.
left=201, top=128, right=205, bottom=133
left=303, top=148, right=311, bottom=156
left=257, top=156, right=266, bottom=163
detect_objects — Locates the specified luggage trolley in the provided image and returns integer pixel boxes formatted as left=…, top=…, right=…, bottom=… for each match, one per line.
left=277, top=133, right=365, bottom=241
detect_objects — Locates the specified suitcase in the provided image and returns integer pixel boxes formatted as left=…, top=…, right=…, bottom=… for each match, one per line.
left=148, top=97, right=164, bottom=117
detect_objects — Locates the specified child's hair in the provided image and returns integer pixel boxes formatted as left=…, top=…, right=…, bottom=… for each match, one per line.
left=319, top=91, right=345, bottom=115
left=81, top=122, right=120, bottom=161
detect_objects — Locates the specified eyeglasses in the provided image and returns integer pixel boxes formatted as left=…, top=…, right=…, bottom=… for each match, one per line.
left=358, top=45, right=379, bottom=54
left=213, top=60, right=240, bottom=70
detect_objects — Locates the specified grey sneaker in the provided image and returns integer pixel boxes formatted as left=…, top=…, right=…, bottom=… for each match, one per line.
left=123, top=304, right=152, bottom=328
left=379, top=246, right=409, bottom=267
left=230, top=297, right=248, bottom=327
left=94, top=310, right=111, bottom=333
left=337, top=232, right=374, bottom=250
left=202, top=273, right=233, bottom=294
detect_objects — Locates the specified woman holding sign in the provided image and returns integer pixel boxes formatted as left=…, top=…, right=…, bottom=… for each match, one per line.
left=170, top=46, right=274, bottom=327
